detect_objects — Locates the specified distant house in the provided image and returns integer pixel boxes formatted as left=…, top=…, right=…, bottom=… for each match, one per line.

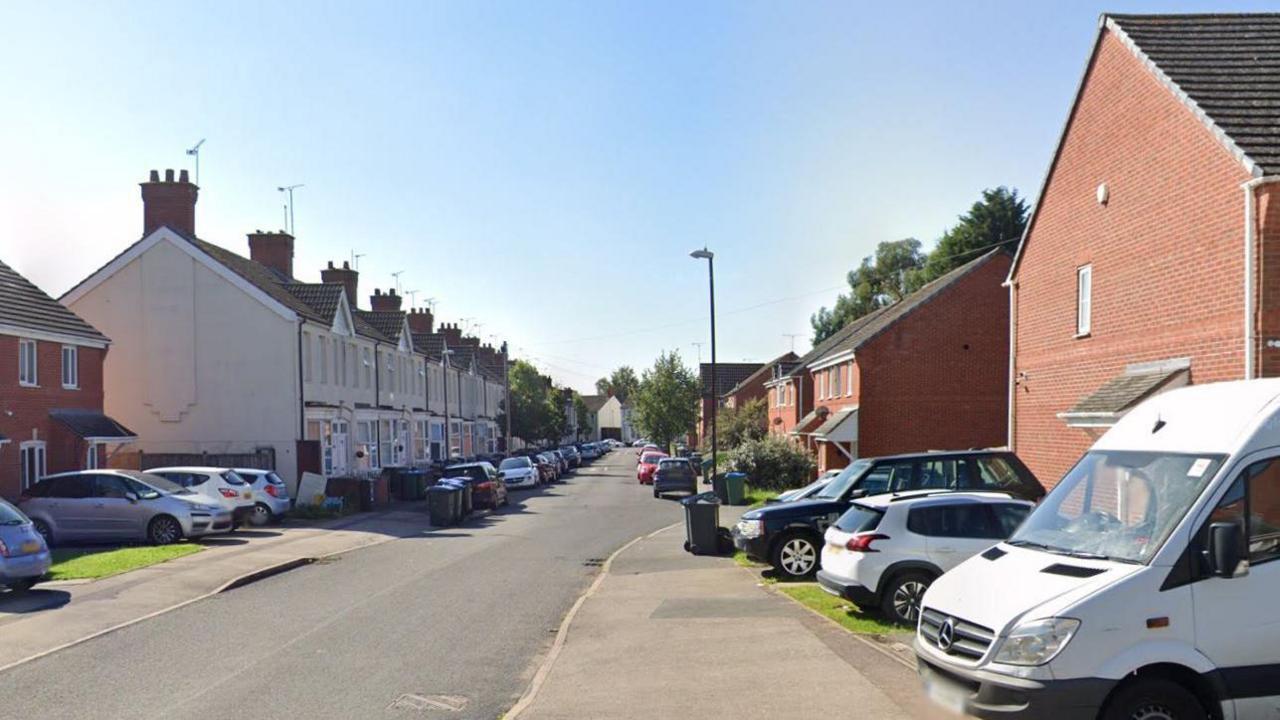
left=789, top=251, right=1011, bottom=473
left=0, top=259, right=135, bottom=499
left=723, top=352, right=796, bottom=412
left=696, top=362, right=763, bottom=449
left=1009, top=14, right=1280, bottom=486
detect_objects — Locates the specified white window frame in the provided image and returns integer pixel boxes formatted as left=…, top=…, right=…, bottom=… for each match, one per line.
left=20, top=441, right=46, bottom=489
left=362, top=347, right=372, bottom=388
left=85, top=442, right=101, bottom=469
left=319, top=336, right=329, bottom=384
left=18, top=338, right=37, bottom=386
left=1076, top=264, right=1093, bottom=337
left=303, top=332, right=313, bottom=382
left=845, top=364, right=853, bottom=397
left=61, top=345, right=78, bottom=389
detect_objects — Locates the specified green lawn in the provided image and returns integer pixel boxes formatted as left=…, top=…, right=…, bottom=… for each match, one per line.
left=49, top=544, right=204, bottom=581
left=743, top=485, right=778, bottom=508
left=777, top=583, right=904, bottom=636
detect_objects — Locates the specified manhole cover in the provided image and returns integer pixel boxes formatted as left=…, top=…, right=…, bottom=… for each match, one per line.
left=387, top=694, right=469, bottom=713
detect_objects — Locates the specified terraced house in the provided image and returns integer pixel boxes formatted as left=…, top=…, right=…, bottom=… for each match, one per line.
left=63, top=170, right=502, bottom=493
left=1009, top=13, right=1280, bottom=487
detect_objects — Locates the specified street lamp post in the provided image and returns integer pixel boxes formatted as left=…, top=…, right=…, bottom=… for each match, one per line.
left=690, top=248, right=717, bottom=482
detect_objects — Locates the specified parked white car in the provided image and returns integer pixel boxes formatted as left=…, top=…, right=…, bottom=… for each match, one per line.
left=817, top=490, right=1032, bottom=624
left=498, top=456, right=539, bottom=489
left=146, top=467, right=256, bottom=529
left=232, top=468, right=291, bottom=526
left=916, top=378, right=1280, bottom=719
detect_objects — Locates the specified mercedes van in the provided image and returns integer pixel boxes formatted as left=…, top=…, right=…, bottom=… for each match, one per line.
left=915, top=379, right=1280, bottom=719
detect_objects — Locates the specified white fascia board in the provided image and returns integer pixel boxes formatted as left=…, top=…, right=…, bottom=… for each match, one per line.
left=61, top=227, right=298, bottom=322
left=809, top=349, right=854, bottom=372
left=331, top=293, right=355, bottom=336
left=0, top=324, right=108, bottom=349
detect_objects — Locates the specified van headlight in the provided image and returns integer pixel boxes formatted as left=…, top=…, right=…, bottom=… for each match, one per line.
left=993, top=618, right=1080, bottom=666
left=735, top=519, right=764, bottom=539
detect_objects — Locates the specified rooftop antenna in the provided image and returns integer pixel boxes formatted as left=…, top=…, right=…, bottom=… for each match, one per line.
left=185, top=138, right=205, bottom=185
left=277, top=184, right=304, bottom=235
left=460, top=317, right=474, bottom=333
left=782, top=333, right=802, bottom=352
left=352, top=252, right=366, bottom=271
left=424, top=297, right=437, bottom=313
left=405, top=290, right=419, bottom=309
left=691, top=342, right=704, bottom=365
left=391, top=270, right=404, bottom=294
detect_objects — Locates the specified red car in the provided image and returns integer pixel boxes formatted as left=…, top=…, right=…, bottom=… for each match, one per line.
left=636, top=451, right=668, bottom=484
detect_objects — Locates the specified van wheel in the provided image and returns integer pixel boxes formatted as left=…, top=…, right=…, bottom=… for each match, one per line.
left=1101, top=678, right=1207, bottom=720
left=881, top=571, right=933, bottom=624
left=771, top=531, right=820, bottom=579
left=148, top=515, right=183, bottom=545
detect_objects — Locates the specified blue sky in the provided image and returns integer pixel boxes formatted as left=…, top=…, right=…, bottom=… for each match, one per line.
left=1, top=1, right=1272, bottom=392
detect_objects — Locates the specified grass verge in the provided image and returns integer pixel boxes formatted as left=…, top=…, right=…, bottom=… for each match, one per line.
left=733, top=549, right=766, bottom=568
left=777, top=583, right=904, bottom=636
left=49, top=544, right=204, bottom=581
left=743, top=485, right=778, bottom=508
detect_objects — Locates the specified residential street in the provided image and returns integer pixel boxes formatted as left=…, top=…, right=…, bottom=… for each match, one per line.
left=0, top=451, right=676, bottom=720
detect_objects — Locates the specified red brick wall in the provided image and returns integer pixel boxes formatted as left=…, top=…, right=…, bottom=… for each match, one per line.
left=0, top=336, right=108, bottom=498
left=859, top=253, right=1011, bottom=459
left=809, top=360, right=861, bottom=472
left=767, top=376, right=809, bottom=439
left=1012, top=30, right=1255, bottom=488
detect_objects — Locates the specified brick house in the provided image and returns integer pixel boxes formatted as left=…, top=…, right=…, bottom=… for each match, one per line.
left=792, top=250, right=1011, bottom=473
left=1008, top=14, right=1280, bottom=487
left=765, top=356, right=807, bottom=438
left=724, top=352, right=796, bottom=414
left=0, top=259, right=135, bottom=499
left=697, top=362, right=763, bottom=449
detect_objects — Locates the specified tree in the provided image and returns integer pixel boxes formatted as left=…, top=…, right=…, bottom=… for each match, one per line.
left=632, top=351, right=700, bottom=448
left=718, top=396, right=767, bottom=450
left=594, top=366, right=640, bottom=403
left=810, top=238, right=926, bottom=344
left=921, top=186, right=1028, bottom=281
left=726, top=435, right=816, bottom=491
left=573, top=393, right=592, bottom=440
left=504, top=360, right=565, bottom=445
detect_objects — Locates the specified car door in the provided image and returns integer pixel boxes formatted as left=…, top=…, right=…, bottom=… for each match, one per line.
left=1191, top=453, right=1280, bottom=711
left=46, top=475, right=96, bottom=540
left=922, top=502, right=1003, bottom=572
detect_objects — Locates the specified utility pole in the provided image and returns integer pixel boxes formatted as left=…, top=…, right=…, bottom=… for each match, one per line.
left=502, top=341, right=511, bottom=454
left=690, top=248, right=717, bottom=479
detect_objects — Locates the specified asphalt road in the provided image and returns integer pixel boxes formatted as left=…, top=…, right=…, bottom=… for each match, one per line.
left=0, top=449, right=679, bottom=720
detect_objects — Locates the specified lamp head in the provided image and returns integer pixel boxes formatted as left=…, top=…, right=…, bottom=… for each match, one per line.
left=689, top=248, right=714, bottom=260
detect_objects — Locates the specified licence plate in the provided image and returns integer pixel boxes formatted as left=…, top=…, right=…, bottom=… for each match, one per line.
left=924, top=678, right=966, bottom=715
left=20, top=540, right=40, bottom=554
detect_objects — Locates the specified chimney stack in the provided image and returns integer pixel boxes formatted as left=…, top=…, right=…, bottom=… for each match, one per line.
left=370, top=288, right=403, bottom=312
left=140, top=168, right=199, bottom=237
left=440, top=322, right=463, bottom=346
left=247, top=229, right=295, bottom=278
left=407, top=306, right=434, bottom=334
left=321, top=260, right=359, bottom=308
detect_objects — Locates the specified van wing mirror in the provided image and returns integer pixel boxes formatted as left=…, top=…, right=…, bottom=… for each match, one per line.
left=1209, top=522, right=1248, bottom=579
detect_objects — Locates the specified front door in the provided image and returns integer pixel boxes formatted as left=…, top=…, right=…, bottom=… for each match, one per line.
left=1192, top=453, right=1280, bottom=714
left=331, top=421, right=349, bottom=475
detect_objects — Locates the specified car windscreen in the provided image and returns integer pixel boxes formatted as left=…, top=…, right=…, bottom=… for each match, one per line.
left=500, top=458, right=529, bottom=470
left=815, top=459, right=873, bottom=500
left=1009, top=451, right=1225, bottom=564
left=833, top=504, right=884, bottom=533
left=0, top=499, right=29, bottom=525
left=132, top=472, right=193, bottom=495
left=641, top=453, right=664, bottom=464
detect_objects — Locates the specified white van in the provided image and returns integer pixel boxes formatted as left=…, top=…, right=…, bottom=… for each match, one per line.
left=915, top=379, right=1280, bottom=719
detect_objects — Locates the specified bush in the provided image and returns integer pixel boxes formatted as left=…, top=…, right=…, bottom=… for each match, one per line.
left=725, top=435, right=817, bottom=491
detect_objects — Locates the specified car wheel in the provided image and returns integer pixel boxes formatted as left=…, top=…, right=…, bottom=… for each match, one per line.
left=147, top=515, right=184, bottom=545
left=6, top=578, right=37, bottom=593
left=31, top=519, right=53, bottom=547
left=881, top=571, right=933, bottom=624
left=249, top=503, right=274, bottom=527
left=653, top=488, right=660, bottom=498
left=1101, top=678, right=1207, bottom=720
left=771, top=532, right=820, bottom=579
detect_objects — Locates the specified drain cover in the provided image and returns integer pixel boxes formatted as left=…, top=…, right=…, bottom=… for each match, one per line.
left=387, top=694, right=469, bottom=713
left=583, top=558, right=605, bottom=567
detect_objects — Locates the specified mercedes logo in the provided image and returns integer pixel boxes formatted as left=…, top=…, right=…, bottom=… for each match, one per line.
left=937, top=618, right=956, bottom=653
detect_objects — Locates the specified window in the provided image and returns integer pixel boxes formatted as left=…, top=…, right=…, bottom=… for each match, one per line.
left=357, top=420, right=378, bottom=468
left=303, top=332, right=312, bottom=382
left=991, top=503, right=1032, bottom=537
left=907, top=504, right=1004, bottom=539
left=19, top=338, right=37, bottom=386
left=1212, top=457, right=1280, bottom=566
left=362, top=347, right=372, bottom=388
left=846, top=364, right=853, bottom=397
left=830, top=366, right=841, bottom=397
left=334, top=341, right=342, bottom=387
left=85, top=442, right=100, bottom=469
left=917, top=459, right=958, bottom=490
left=93, top=474, right=132, bottom=500
left=430, top=420, right=445, bottom=461
left=379, top=419, right=395, bottom=467
left=857, top=460, right=916, bottom=495
left=415, top=419, right=429, bottom=461
left=20, top=442, right=46, bottom=489
left=61, top=345, right=78, bottom=388
left=46, top=474, right=91, bottom=499
left=972, top=456, right=1025, bottom=492
left=319, top=336, right=329, bottom=383
left=1076, top=264, right=1092, bottom=336
left=816, top=373, right=825, bottom=400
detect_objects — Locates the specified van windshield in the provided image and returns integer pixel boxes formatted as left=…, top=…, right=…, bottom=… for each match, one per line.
left=815, top=459, right=873, bottom=500
left=1009, top=451, right=1225, bottom=564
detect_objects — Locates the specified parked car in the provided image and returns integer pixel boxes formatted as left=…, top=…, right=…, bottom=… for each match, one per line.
left=579, top=443, right=600, bottom=461
left=732, top=450, right=1044, bottom=579
left=632, top=438, right=649, bottom=447
left=817, top=491, right=1032, bottom=624
left=20, top=470, right=232, bottom=545
left=443, top=462, right=509, bottom=508
left=915, top=379, right=1280, bottom=719
left=636, top=451, right=668, bottom=485
left=0, top=497, right=51, bottom=592
left=550, top=449, right=569, bottom=475
left=559, top=446, right=582, bottom=468
left=232, top=468, right=291, bottom=526
left=499, top=456, right=540, bottom=489
left=535, top=453, right=560, bottom=482
left=653, top=458, right=698, bottom=498
left=769, top=470, right=841, bottom=504
left=146, top=466, right=257, bottom=528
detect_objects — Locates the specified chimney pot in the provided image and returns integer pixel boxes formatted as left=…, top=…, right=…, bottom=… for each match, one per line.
left=164, top=169, right=175, bottom=182
left=342, top=261, right=350, bottom=269
left=149, top=170, right=160, bottom=182
left=327, top=260, right=334, bottom=269
left=179, top=169, right=190, bottom=183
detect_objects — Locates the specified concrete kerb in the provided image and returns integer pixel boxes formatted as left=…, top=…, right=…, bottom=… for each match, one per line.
left=504, top=520, right=684, bottom=720
left=0, top=524, right=403, bottom=676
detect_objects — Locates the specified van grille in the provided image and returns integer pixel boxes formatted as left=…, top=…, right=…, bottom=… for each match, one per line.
left=919, top=608, right=994, bottom=662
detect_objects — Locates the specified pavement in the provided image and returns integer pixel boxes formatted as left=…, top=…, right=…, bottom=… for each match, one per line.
left=512, top=506, right=941, bottom=720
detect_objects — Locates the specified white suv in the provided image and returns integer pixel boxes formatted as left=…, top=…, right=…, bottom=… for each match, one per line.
left=817, top=491, right=1032, bottom=624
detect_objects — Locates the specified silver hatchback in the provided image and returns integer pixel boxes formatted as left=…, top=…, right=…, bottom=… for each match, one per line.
left=20, top=470, right=231, bottom=546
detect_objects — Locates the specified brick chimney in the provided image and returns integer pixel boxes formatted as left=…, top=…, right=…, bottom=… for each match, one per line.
left=439, top=322, right=463, bottom=346
left=248, top=229, right=295, bottom=278
left=407, top=307, right=434, bottom=334
left=140, top=169, right=198, bottom=236
left=321, top=260, right=359, bottom=308
left=370, top=288, right=402, bottom=312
